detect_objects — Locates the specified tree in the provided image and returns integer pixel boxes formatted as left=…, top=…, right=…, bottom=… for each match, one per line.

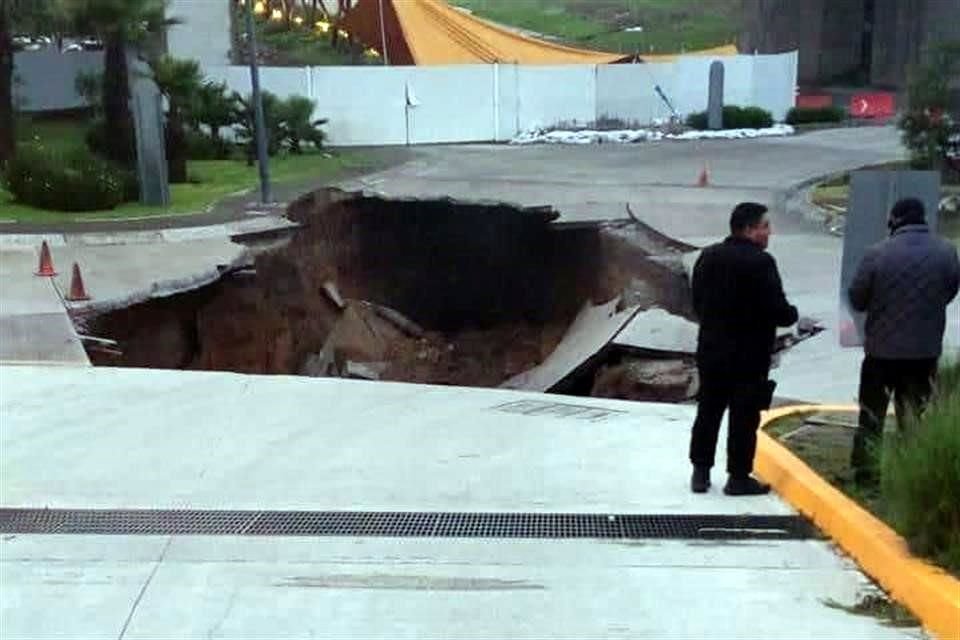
left=66, top=0, right=177, bottom=167
left=276, top=95, right=326, bottom=153
left=149, top=55, right=202, bottom=183
left=191, top=80, right=241, bottom=158
left=898, top=41, right=960, bottom=174
left=0, top=0, right=59, bottom=165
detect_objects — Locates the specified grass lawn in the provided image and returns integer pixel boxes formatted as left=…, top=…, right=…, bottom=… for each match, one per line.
left=1, top=118, right=370, bottom=224
left=451, top=0, right=738, bottom=54
left=766, top=361, right=960, bottom=579
left=811, top=182, right=960, bottom=246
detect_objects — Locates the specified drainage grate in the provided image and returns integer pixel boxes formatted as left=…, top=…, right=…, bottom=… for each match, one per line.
left=0, top=509, right=813, bottom=540
left=491, top=400, right=627, bottom=422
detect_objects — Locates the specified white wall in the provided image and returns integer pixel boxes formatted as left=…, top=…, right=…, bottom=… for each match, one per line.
left=595, top=62, right=674, bottom=125
left=404, top=66, right=496, bottom=144
left=183, top=52, right=801, bottom=146
left=311, top=66, right=407, bottom=145
left=512, top=65, right=596, bottom=132
left=751, top=52, right=799, bottom=122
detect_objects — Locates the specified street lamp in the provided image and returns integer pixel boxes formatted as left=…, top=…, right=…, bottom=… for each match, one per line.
left=244, top=0, right=272, bottom=204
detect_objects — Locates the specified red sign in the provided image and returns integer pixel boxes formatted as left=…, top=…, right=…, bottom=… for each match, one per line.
left=796, top=94, right=832, bottom=109
left=849, top=92, right=895, bottom=118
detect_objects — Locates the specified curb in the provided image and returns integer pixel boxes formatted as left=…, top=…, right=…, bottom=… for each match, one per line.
left=756, top=404, right=960, bottom=640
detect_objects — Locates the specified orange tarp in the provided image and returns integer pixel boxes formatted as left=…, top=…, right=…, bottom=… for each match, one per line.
left=342, top=0, right=736, bottom=65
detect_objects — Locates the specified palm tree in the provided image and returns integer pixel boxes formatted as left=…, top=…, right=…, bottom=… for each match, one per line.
left=150, top=55, right=203, bottom=183
left=66, top=0, right=176, bottom=167
left=0, top=0, right=59, bottom=164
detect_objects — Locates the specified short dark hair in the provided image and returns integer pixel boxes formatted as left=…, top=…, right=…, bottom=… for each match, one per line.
left=889, top=198, right=926, bottom=226
left=730, top=202, right=768, bottom=235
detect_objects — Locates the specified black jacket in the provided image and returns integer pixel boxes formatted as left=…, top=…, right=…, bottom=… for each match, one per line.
left=849, top=224, right=959, bottom=359
left=692, top=236, right=798, bottom=375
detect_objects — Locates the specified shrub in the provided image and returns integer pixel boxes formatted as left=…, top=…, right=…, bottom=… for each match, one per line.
left=84, top=119, right=110, bottom=158
left=3, top=146, right=126, bottom=211
left=685, top=111, right=708, bottom=130
left=185, top=130, right=234, bottom=160
left=685, top=105, right=774, bottom=130
left=899, top=41, right=960, bottom=172
left=276, top=95, right=328, bottom=153
left=234, top=90, right=285, bottom=163
left=786, top=106, right=847, bottom=125
left=233, top=92, right=328, bottom=161
left=879, top=361, right=960, bottom=575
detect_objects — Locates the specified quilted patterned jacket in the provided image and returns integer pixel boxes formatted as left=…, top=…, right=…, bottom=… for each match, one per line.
left=849, top=224, right=960, bottom=359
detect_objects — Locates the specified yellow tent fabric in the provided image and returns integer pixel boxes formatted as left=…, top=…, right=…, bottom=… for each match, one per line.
left=342, top=0, right=736, bottom=66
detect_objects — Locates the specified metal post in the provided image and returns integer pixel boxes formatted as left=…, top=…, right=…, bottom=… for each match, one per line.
left=245, top=0, right=272, bottom=204
left=378, top=0, right=389, bottom=65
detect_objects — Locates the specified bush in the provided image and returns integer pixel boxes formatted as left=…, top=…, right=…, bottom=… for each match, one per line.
left=276, top=95, right=327, bottom=153
left=685, top=105, right=774, bottom=130
left=185, top=130, right=234, bottom=160
left=879, top=361, right=960, bottom=575
left=3, top=146, right=126, bottom=211
left=786, top=106, right=847, bottom=125
left=899, top=41, right=960, bottom=171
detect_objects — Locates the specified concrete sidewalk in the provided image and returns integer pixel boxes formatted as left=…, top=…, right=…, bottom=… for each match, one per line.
left=0, top=217, right=290, bottom=366
left=0, top=365, right=921, bottom=639
left=0, top=249, right=87, bottom=365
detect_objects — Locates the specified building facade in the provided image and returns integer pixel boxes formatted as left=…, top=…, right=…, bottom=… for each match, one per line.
left=740, top=0, right=960, bottom=89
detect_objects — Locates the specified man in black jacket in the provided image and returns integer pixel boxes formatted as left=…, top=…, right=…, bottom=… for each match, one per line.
left=848, top=198, right=960, bottom=482
left=689, top=202, right=799, bottom=495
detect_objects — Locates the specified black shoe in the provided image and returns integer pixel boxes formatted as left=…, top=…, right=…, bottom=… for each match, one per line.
left=691, top=466, right=711, bottom=493
left=723, top=475, right=771, bottom=496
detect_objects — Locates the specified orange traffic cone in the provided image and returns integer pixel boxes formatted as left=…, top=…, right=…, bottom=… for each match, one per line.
left=35, top=240, right=57, bottom=276
left=65, top=263, right=91, bottom=302
left=696, top=163, right=710, bottom=187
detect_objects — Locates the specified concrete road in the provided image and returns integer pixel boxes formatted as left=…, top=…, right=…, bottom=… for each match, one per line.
left=0, top=365, right=921, bottom=639
left=0, top=127, right=948, bottom=638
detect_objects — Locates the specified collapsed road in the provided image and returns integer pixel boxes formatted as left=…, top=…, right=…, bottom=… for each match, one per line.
left=76, top=188, right=816, bottom=402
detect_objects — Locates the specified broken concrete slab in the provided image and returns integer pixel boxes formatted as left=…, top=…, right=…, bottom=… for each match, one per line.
left=321, top=281, right=346, bottom=310
left=501, top=298, right=640, bottom=393
left=366, top=302, right=425, bottom=339
left=345, top=360, right=388, bottom=380
left=321, top=302, right=406, bottom=366
left=613, top=308, right=699, bottom=355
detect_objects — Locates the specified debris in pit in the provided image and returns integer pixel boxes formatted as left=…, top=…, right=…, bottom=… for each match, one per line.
left=322, top=281, right=346, bottom=310
left=502, top=297, right=641, bottom=393
left=301, top=301, right=408, bottom=376
left=612, top=308, right=699, bottom=355
left=592, top=358, right=698, bottom=403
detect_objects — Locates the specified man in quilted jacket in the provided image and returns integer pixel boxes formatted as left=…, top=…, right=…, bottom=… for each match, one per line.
left=848, top=197, right=960, bottom=482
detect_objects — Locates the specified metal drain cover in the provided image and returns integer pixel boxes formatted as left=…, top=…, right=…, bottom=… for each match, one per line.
left=0, top=509, right=813, bottom=540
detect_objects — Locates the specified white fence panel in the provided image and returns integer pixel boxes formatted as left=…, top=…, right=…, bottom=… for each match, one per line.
left=751, top=52, right=798, bottom=121
left=514, top=65, right=596, bottom=131
left=404, top=66, right=496, bottom=144
left=596, top=63, right=675, bottom=125
left=312, top=66, right=407, bottom=145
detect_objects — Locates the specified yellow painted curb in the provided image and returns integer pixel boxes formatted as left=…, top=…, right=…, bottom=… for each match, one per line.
left=756, top=405, right=960, bottom=640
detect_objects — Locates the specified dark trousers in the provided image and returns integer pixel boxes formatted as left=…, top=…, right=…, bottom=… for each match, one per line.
left=689, top=363, right=768, bottom=477
left=851, top=356, right=938, bottom=471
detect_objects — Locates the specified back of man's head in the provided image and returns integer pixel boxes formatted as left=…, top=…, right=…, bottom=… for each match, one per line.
left=730, top=202, right=768, bottom=235
left=889, top=198, right=926, bottom=229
